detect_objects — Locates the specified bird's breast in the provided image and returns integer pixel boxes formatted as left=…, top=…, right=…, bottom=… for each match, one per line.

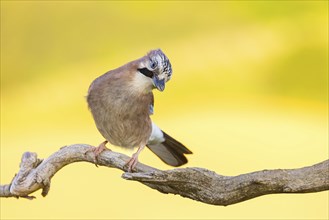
left=88, top=82, right=153, bottom=148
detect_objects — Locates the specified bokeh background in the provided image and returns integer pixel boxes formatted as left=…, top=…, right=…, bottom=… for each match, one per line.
left=1, top=1, right=328, bottom=219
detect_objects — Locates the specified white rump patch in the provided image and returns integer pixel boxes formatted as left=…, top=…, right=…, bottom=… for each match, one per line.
left=148, top=122, right=165, bottom=144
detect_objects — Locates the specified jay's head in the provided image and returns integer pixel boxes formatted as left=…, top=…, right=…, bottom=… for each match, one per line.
left=137, top=49, right=172, bottom=92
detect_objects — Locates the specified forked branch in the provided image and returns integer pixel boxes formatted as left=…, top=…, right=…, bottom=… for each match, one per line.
left=1, top=144, right=328, bottom=206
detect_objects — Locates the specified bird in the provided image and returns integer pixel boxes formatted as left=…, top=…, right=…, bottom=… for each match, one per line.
left=87, top=49, right=192, bottom=172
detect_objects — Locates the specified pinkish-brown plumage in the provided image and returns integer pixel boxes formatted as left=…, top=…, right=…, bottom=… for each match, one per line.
left=87, top=58, right=153, bottom=149
left=87, top=49, right=192, bottom=171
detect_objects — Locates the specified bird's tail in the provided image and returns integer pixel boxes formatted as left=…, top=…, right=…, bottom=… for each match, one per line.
left=146, top=131, right=192, bottom=167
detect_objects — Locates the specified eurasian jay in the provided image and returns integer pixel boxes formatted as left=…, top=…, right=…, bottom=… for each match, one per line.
left=87, top=49, right=192, bottom=172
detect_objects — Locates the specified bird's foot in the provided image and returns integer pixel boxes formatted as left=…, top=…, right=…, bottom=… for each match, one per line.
left=94, top=140, right=109, bottom=155
left=125, top=153, right=139, bottom=172
left=85, top=141, right=109, bottom=167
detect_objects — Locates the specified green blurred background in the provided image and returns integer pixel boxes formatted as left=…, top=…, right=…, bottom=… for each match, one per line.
left=1, top=1, right=328, bottom=219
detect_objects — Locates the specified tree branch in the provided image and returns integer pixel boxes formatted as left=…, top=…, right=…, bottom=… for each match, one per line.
left=1, top=144, right=328, bottom=206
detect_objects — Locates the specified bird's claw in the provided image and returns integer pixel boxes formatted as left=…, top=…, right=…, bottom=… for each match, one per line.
left=85, top=141, right=109, bottom=167
left=125, top=153, right=139, bottom=172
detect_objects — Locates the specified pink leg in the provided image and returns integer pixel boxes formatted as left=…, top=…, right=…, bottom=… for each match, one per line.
left=93, top=140, right=109, bottom=156
left=85, top=140, right=109, bottom=166
left=126, top=145, right=145, bottom=172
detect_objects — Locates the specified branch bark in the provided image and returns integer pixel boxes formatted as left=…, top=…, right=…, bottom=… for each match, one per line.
left=1, top=144, right=328, bottom=206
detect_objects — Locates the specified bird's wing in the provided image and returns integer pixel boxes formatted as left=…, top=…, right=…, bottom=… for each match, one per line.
left=149, top=93, right=154, bottom=115
left=147, top=122, right=192, bottom=167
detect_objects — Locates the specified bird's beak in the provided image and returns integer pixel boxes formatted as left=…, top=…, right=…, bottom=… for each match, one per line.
left=152, top=75, right=165, bottom=91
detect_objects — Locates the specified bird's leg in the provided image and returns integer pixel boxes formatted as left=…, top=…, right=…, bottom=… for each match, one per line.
left=85, top=140, right=109, bottom=167
left=94, top=140, right=109, bottom=155
left=126, top=145, right=145, bottom=172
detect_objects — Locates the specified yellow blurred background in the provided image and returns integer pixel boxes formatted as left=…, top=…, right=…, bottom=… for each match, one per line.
left=1, top=1, right=328, bottom=219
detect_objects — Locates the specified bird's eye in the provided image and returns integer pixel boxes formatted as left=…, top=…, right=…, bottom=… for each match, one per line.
left=150, top=60, right=158, bottom=69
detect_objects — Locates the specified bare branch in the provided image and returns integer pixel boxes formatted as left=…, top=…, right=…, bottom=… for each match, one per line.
left=1, top=144, right=328, bottom=206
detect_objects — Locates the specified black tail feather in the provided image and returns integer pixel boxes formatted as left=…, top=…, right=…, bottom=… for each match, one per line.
left=147, top=131, right=192, bottom=167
